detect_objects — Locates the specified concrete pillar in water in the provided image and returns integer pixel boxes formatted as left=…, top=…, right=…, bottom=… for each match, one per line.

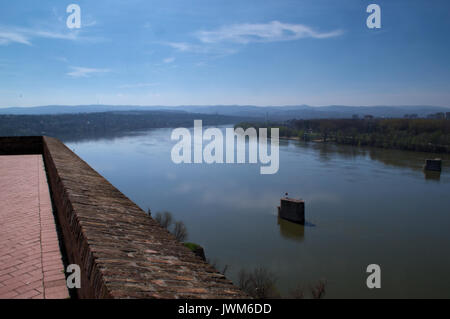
left=424, top=158, right=442, bottom=172
left=278, top=198, right=305, bottom=224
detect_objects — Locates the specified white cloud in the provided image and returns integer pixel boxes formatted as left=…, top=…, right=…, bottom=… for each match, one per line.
left=0, top=30, right=32, bottom=45
left=195, top=20, right=343, bottom=44
left=166, top=41, right=237, bottom=56
left=163, top=21, right=341, bottom=60
left=0, top=25, right=100, bottom=46
left=83, top=20, right=98, bottom=28
left=67, top=66, right=110, bottom=78
left=31, top=29, right=79, bottom=40
left=166, top=42, right=191, bottom=52
left=163, top=57, right=175, bottom=63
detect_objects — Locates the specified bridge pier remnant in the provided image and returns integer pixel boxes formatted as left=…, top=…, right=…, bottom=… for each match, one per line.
left=424, top=158, right=442, bottom=172
left=278, top=197, right=305, bottom=224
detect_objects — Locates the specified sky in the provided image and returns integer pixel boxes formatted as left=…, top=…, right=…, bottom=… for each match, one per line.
left=0, top=0, right=449, bottom=107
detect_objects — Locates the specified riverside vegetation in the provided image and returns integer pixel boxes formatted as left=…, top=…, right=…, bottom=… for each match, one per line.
left=0, top=111, right=247, bottom=142
left=236, top=118, right=450, bottom=153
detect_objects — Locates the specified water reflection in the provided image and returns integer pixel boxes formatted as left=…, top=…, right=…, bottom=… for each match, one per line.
left=277, top=216, right=305, bottom=242
left=424, top=170, right=441, bottom=181
left=318, top=143, right=333, bottom=162
left=292, top=140, right=449, bottom=173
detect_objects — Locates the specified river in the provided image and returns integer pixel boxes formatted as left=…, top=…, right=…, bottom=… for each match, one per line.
left=66, top=126, right=450, bottom=298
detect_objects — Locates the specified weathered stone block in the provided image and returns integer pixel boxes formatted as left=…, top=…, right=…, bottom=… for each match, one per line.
left=278, top=197, right=305, bottom=224
left=424, top=158, right=442, bottom=171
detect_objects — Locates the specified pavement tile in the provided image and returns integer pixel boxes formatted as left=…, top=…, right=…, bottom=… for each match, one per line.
left=0, top=155, right=69, bottom=299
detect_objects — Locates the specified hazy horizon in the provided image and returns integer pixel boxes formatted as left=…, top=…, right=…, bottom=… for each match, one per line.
left=1, top=104, right=450, bottom=109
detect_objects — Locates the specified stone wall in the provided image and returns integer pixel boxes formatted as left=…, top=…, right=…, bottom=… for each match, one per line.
left=0, top=136, right=42, bottom=155
left=0, top=136, right=246, bottom=299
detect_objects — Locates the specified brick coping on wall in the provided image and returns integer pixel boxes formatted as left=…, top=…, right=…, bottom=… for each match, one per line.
left=0, top=136, right=247, bottom=299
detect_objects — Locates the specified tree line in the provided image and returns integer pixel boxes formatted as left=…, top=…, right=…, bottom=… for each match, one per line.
left=236, top=118, right=450, bottom=153
left=0, top=111, right=245, bottom=142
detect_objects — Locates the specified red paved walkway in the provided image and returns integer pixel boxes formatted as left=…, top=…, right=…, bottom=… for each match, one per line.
left=0, top=155, right=69, bottom=299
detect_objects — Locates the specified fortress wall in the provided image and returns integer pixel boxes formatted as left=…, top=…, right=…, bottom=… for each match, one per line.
left=0, top=136, right=246, bottom=299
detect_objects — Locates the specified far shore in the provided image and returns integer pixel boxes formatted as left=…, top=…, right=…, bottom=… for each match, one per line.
left=279, top=136, right=325, bottom=143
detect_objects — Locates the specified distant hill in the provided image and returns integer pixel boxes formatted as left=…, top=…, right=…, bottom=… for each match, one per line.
left=0, top=105, right=162, bottom=115
left=0, top=104, right=449, bottom=119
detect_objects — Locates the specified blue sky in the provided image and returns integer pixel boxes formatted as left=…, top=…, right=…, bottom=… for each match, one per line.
left=0, top=0, right=449, bottom=107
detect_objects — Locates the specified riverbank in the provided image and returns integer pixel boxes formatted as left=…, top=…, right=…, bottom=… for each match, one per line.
left=279, top=135, right=450, bottom=157
left=280, top=136, right=324, bottom=143
left=238, top=118, right=450, bottom=154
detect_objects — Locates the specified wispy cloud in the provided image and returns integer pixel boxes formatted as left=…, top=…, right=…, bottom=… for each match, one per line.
left=52, top=7, right=64, bottom=23
left=163, top=21, right=341, bottom=60
left=67, top=66, right=110, bottom=78
left=0, top=25, right=100, bottom=46
left=82, top=20, right=98, bottom=28
left=166, top=42, right=192, bottom=52
left=166, top=42, right=237, bottom=56
left=195, top=20, right=343, bottom=44
left=118, top=82, right=159, bottom=89
left=0, top=29, right=31, bottom=45
left=163, top=57, right=175, bottom=64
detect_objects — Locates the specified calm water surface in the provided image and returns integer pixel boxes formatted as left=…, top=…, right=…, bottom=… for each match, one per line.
left=66, top=127, right=450, bottom=298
